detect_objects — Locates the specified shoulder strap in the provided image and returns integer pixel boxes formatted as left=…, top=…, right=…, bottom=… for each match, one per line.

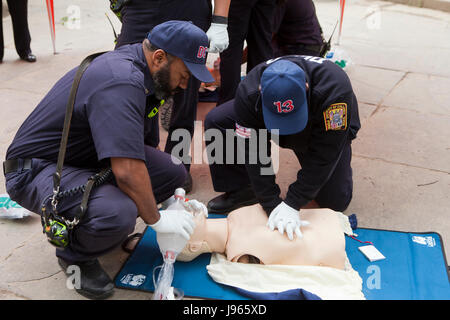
left=53, top=52, right=107, bottom=195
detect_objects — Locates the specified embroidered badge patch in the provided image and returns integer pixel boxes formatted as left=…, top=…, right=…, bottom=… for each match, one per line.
left=323, top=103, right=347, bottom=131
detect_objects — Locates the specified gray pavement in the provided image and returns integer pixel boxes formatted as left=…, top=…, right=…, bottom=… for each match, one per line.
left=0, top=0, right=449, bottom=300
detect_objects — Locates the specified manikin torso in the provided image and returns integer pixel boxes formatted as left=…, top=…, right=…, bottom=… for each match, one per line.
left=227, top=205, right=345, bottom=269
left=178, top=204, right=346, bottom=270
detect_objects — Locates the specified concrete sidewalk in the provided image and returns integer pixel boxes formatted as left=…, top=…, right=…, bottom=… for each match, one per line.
left=0, top=0, right=449, bottom=300
left=382, top=0, right=450, bottom=12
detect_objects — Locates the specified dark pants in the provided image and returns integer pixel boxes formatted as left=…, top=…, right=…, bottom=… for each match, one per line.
left=218, top=0, right=276, bottom=105
left=163, top=76, right=201, bottom=171
left=205, top=100, right=353, bottom=212
left=5, top=146, right=187, bottom=262
left=115, top=0, right=212, bottom=171
left=0, top=0, right=31, bottom=61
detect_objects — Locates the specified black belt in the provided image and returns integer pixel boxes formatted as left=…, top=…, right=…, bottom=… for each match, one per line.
left=281, top=43, right=322, bottom=53
left=3, top=159, right=32, bottom=175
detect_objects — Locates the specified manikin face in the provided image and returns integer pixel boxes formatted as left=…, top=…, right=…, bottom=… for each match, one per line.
left=177, top=213, right=211, bottom=262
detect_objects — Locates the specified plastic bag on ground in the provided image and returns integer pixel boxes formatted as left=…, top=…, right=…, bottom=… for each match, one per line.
left=0, top=194, right=31, bottom=219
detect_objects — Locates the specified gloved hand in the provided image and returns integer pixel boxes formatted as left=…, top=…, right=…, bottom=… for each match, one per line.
left=160, top=196, right=208, bottom=218
left=149, top=209, right=195, bottom=240
left=267, top=202, right=310, bottom=240
left=183, top=199, right=208, bottom=218
left=206, top=23, right=229, bottom=53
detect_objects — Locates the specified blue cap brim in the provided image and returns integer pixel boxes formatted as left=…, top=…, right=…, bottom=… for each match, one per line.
left=262, top=99, right=308, bottom=135
left=184, top=61, right=215, bottom=83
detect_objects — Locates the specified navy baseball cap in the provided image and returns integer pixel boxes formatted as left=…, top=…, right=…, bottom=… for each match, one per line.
left=260, top=60, right=308, bottom=135
left=147, top=20, right=214, bottom=83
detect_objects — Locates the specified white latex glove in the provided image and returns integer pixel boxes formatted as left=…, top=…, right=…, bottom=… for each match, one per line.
left=149, top=209, right=195, bottom=240
left=160, top=196, right=208, bottom=218
left=206, top=22, right=229, bottom=53
left=183, top=199, right=208, bottom=218
left=267, top=202, right=310, bottom=240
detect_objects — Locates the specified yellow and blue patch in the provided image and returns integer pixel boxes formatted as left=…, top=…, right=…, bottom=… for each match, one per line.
left=323, top=103, right=347, bottom=131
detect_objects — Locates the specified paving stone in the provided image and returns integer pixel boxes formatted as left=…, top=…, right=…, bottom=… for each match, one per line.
left=347, top=156, right=450, bottom=257
left=382, top=72, right=450, bottom=115
left=352, top=106, right=450, bottom=173
left=346, top=65, right=406, bottom=106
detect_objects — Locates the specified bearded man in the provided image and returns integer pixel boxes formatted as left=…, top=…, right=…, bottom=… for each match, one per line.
left=3, top=21, right=214, bottom=299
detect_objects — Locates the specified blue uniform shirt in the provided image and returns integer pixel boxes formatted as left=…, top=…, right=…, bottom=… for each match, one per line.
left=6, top=43, right=159, bottom=168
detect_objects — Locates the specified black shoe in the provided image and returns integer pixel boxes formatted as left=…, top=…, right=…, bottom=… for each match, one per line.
left=183, top=172, right=193, bottom=194
left=207, top=187, right=258, bottom=214
left=20, top=53, right=36, bottom=62
left=58, top=258, right=114, bottom=300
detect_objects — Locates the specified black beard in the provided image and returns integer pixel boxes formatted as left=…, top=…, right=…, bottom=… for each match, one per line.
left=152, top=62, right=173, bottom=100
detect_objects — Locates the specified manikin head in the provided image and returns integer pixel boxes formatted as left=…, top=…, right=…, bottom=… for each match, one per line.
left=177, top=212, right=215, bottom=262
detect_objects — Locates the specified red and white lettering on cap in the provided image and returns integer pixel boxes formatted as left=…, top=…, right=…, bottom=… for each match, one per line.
left=197, top=46, right=207, bottom=59
left=273, top=100, right=294, bottom=113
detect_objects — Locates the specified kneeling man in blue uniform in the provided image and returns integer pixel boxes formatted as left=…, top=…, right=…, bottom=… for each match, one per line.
left=205, top=55, right=360, bottom=241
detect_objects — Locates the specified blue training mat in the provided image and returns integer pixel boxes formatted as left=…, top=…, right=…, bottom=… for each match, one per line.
left=115, top=223, right=247, bottom=299
left=345, top=228, right=450, bottom=300
left=114, top=221, right=450, bottom=300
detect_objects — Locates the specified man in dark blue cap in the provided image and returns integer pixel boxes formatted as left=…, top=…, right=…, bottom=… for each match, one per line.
left=3, top=20, right=213, bottom=299
left=205, top=56, right=360, bottom=240
left=114, top=0, right=231, bottom=193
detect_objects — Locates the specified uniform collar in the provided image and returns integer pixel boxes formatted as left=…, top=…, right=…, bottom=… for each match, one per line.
left=134, top=43, right=154, bottom=96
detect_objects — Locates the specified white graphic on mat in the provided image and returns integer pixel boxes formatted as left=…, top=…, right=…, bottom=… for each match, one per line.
left=120, top=273, right=146, bottom=287
left=412, top=236, right=436, bottom=248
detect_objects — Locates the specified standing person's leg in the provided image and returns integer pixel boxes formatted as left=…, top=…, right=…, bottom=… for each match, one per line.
left=164, top=76, right=200, bottom=174
left=162, top=0, right=212, bottom=192
left=0, top=3, right=4, bottom=62
left=6, top=0, right=33, bottom=60
left=246, top=0, right=276, bottom=72
left=217, top=0, right=254, bottom=105
left=204, top=99, right=258, bottom=213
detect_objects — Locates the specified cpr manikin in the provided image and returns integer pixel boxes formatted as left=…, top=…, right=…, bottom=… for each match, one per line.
left=178, top=204, right=346, bottom=270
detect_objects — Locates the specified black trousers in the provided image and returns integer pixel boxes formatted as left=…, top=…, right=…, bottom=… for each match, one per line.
left=218, top=0, right=276, bottom=105
left=0, top=0, right=31, bottom=61
left=273, top=43, right=322, bottom=58
left=205, top=99, right=354, bottom=212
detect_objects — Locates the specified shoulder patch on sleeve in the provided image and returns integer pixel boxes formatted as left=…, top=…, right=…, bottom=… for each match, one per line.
left=323, top=103, right=347, bottom=131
